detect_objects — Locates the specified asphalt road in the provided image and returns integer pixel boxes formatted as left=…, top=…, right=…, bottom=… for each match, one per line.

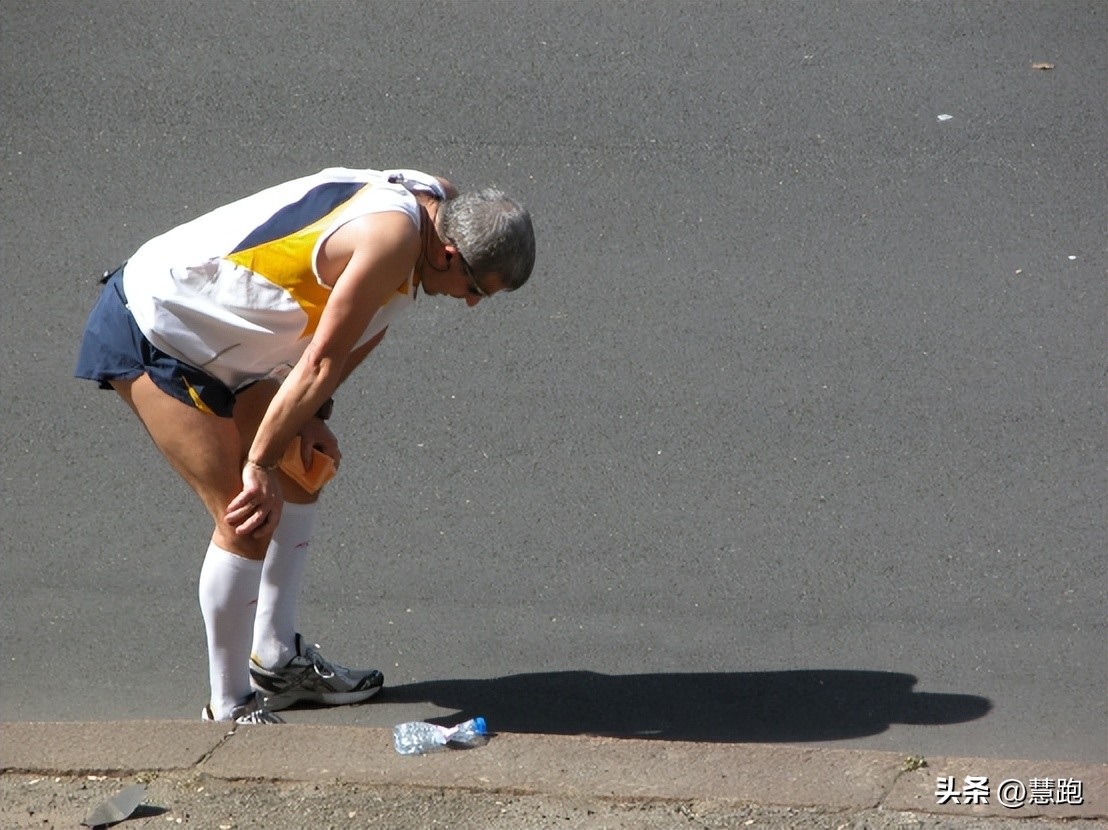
left=1, top=1, right=1104, bottom=765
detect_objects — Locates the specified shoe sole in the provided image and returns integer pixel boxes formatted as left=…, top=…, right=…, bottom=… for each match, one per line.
left=259, top=682, right=383, bottom=712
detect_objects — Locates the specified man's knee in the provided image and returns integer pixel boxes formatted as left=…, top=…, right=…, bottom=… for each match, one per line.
left=212, top=522, right=272, bottom=560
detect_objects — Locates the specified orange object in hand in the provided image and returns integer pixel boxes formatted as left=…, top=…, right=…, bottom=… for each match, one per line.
left=279, top=436, right=337, bottom=493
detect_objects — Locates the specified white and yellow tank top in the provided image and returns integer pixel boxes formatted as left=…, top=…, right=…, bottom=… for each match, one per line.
left=123, top=167, right=443, bottom=391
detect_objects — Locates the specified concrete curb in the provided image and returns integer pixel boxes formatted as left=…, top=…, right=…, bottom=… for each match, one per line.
left=2, top=722, right=1105, bottom=823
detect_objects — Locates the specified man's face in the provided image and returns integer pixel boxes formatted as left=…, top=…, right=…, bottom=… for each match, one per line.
left=422, top=241, right=504, bottom=307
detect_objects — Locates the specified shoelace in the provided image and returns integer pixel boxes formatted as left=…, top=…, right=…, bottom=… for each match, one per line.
left=237, top=708, right=281, bottom=724
left=303, top=643, right=338, bottom=679
left=233, top=694, right=283, bottom=724
left=235, top=702, right=283, bottom=724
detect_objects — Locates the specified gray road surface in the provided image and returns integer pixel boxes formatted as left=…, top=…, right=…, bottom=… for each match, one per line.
left=1, top=0, right=1104, bottom=765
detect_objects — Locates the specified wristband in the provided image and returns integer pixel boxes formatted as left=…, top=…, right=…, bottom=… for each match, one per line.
left=314, top=397, right=334, bottom=421
left=246, top=458, right=279, bottom=471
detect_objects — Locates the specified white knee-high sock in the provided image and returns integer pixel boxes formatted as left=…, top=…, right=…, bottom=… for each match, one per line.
left=252, top=501, right=317, bottom=670
left=198, top=542, right=264, bottom=720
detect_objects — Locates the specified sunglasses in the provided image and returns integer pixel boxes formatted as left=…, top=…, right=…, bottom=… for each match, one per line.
left=447, top=237, right=490, bottom=298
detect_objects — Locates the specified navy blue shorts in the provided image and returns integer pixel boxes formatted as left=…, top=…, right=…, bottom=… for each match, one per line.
left=74, top=269, right=237, bottom=418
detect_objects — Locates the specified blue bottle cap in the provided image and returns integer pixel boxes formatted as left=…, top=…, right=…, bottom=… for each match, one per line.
left=472, top=716, right=487, bottom=735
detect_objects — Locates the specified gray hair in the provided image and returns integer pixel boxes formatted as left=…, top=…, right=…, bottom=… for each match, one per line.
left=439, top=189, right=535, bottom=291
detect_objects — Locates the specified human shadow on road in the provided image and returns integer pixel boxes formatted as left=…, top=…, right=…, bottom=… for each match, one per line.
left=380, top=670, right=990, bottom=743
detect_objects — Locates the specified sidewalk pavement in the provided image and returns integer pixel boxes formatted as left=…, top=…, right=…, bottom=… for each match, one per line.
left=2, top=721, right=1105, bottom=829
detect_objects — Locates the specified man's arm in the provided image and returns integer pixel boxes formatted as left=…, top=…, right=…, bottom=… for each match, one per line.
left=339, top=327, right=388, bottom=385
left=286, top=328, right=389, bottom=471
left=227, top=212, right=418, bottom=535
left=249, top=212, right=416, bottom=461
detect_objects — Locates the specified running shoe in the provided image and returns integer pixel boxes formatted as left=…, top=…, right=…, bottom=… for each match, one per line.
left=250, top=633, right=384, bottom=711
left=201, top=692, right=284, bottom=724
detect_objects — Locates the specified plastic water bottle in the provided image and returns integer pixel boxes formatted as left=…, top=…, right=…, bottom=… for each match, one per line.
left=393, top=717, right=488, bottom=755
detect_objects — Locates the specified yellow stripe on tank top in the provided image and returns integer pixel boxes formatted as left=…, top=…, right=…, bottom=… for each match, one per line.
left=226, top=201, right=416, bottom=339
left=224, top=203, right=351, bottom=338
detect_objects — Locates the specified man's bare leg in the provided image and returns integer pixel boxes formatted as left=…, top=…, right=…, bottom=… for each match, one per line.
left=111, top=374, right=271, bottom=719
